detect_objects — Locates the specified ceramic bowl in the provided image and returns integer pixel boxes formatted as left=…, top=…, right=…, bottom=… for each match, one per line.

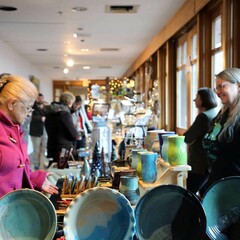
left=135, top=184, right=206, bottom=240
left=202, top=176, right=240, bottom=240
left=64, top=187, right=135, bottom=240
left=0, top=189, right=57, bottom=240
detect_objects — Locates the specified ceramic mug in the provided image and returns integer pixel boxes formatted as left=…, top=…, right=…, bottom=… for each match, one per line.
left=140, top=152, right=158, bottom=183
left=112, top=169, right=136, bottom=189
left=119, top=176, right=140, bottom=205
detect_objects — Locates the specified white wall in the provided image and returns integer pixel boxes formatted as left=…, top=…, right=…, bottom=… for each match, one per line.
left=0, top=38, right=53, bottom=102
left=0, top=38, right=53, bottom=154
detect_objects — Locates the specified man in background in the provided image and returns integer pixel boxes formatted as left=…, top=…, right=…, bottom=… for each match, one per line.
left=71, top=95, right=93, bottom=150
left=29, top=93, right=48, bottom=169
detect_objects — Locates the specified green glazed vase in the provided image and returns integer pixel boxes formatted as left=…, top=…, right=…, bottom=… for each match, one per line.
left=168, top=136, right=187, bottom=166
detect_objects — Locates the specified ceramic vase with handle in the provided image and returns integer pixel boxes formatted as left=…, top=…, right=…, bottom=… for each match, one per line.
left=144, top=130, right=159, bottom=151
left=168, top=135, right=187, bottom=166
left=131, top=148, right=147, bottom=169
left=158, top=131, right=175, bottom=157
left=140, top=152, right=158, bottom=183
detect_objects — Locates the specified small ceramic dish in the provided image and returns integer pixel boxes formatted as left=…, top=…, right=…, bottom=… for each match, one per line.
left=0, top=189, right=57, bottom=240
left=202, top=176, right=240, bottom=240
left=135, top=184, right=206, bottom=240
left=64, top=187, right=135, bottom=240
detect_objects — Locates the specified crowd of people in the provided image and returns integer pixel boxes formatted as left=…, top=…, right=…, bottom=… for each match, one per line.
left=21, top=91, right=93, bottom=170
left=1, top=68, right=240, bottom=239
left=0, top=74, right=93, bottom=239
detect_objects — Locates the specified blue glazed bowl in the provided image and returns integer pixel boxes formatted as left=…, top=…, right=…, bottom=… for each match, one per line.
left=0, top=189, right=57, bottom=240
left=64, top=187, right=135, bottom=240
left=202, top=176, right=240, bottom=240
left=135, top=184, right=206, bottom=240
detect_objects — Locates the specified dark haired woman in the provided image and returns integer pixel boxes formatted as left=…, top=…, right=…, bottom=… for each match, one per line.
left=184, top=87, right=219, bottom=195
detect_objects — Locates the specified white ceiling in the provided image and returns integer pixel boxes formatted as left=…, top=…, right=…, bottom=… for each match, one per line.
left=0, top=0, right=185, bottom=81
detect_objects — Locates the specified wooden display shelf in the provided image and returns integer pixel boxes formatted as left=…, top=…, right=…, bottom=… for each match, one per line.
left=138, top=158, right=191, bottom=196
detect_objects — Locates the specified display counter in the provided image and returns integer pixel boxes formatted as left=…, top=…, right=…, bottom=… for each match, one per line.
left=138, top=158, right=191, bottom=196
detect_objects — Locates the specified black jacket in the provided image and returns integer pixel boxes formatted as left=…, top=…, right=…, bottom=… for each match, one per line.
left=29, top=101, right=46, bottom=137
left=44, top=102, right=78, bottom=158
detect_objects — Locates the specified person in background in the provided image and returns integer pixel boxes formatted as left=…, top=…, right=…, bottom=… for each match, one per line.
left=184, top=87, right=218, bottom=195
left=45, top=91, right=79, bottom=168
left=29, top=93, right=48, bottom=170
left=0, top=73, right=58, bottom=198
left=85, top=104, right=93, bottom=120
left=71, top=95, right=92, bottom=150
left=21, top=117, right=31, bottom=145
left=149, top=100, right=160, bottom=129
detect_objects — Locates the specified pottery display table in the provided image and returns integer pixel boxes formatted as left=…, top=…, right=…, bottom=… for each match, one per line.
left=47, top=162, right=82, bottom=186
left=138, top=158, right=191, bottom=197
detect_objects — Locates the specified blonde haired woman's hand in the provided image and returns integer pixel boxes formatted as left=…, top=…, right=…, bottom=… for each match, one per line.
left=42, top=172, right=59, bottom=195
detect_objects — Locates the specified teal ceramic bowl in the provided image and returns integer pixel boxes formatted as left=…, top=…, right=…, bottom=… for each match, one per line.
left=0, top=189, right=57, bottom=240
left=64, top=187, right=135, bottom=240
left=135, top=184, right=206, bottom=240
left=202, top=176, right=240, bottom=240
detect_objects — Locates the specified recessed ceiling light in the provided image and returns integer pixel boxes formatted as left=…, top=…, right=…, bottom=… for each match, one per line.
left=73, top=33, right=78, bottom=39
left=81, top=48, right=89, bottom=52
left=0, top=6, right=17, bottom=11
left=66, top=59, right=74, bottom=67
left=72, top=7, right=87, bottom=12
left=77, top=28, right=84, bottom=31
left=83, top=66, right=90, bottom=70
left=63, top=68, right=69, bottom=74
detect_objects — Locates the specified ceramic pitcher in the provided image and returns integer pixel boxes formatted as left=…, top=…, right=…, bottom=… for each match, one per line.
left=140, top=152, right=158, bottom=183
left=144, top=130, right=159, bottom=151
left=136, top=151, right=149, bottom=178
left=161, top=134, right=178, bottom=162
left=168, top=135, right=187, bottom=166
left=158, top=131, right=175, bottom=157
left=131, top=148, right=147, bottom=169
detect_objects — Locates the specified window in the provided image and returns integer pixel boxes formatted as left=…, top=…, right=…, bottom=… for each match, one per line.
left=176, top=39, right=187, bottom=129
left=211, top=10, right=223, bottom=85
left=176, top=69, right=187, bottom=128
left=191, top=34, right=198, bottom=122
left=176, top=26, right=198, bottom=132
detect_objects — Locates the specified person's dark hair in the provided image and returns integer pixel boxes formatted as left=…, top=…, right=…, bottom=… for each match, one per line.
left=39, top=93, right=43, bottom=97
left=75, top=95, right=82, bottom=103
left=198, top=87, right=218, bottom=110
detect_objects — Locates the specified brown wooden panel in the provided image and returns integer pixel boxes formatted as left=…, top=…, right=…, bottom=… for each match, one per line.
left=123, top=0, right=197, bottom=78
left=195, top=0, right=211, bottom=13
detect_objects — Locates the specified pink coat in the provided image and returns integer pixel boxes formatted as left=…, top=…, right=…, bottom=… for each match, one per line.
left=0, top=110, right=47, bottom=198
